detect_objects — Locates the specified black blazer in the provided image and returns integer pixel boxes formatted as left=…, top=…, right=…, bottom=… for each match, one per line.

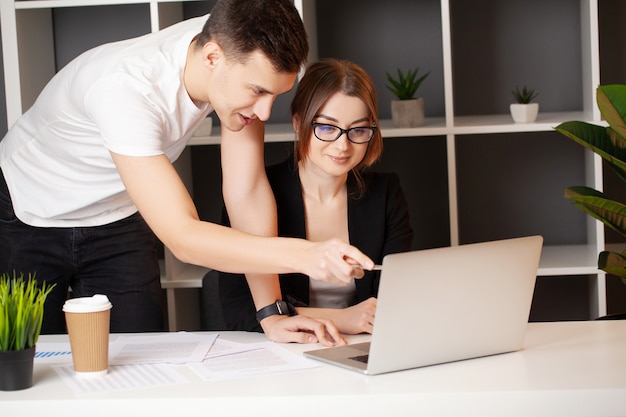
left=217, top=156, right=414, bottom=332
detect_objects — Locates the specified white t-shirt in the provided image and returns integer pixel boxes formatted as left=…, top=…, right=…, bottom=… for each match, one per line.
left=0, top=15, right=213, bottom=227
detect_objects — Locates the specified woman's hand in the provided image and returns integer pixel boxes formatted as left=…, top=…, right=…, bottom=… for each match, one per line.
left=295, top=298, right=377, bottom=335
left=332, top=297, right=377, bottom=335
left=260, top=314, right=347, bottom=346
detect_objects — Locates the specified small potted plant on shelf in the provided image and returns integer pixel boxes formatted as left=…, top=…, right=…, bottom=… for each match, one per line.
left=510, top=85, right=539, bottom=123
left=0, top=272, right=55, bottom=391
left=386, top=67, right=430, bottom=128
left=555, top=84, right=626, bottom=317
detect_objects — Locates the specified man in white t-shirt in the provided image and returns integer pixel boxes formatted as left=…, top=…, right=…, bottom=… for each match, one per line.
left=0, top=0, right=373, bottom=343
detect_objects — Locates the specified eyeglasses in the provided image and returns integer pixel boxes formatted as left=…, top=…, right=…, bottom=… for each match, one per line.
left=311, top=122, right=376, bottom=144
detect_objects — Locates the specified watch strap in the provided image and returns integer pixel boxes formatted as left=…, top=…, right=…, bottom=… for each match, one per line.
left=255, top=300, right=296, bottom=322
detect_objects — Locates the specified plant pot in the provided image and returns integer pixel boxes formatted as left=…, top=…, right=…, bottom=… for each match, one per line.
left=0, top=346, right=36, bottom=391
left=391, top=98, right=424, bottom=128
left=510, top=103, right=539, bottom=123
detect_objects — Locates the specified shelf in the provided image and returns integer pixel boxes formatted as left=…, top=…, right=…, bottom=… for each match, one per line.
left=451, top=111, right=602, bottom=135
left=160, top=262, right=208, bottom=289
left=189, top=119, right=452, bottom=146
left=189, top=122, right=295, bottom=146
left=189, top=111, right=604, bottom=146
left=537, top=244, right=602, bottom=276
left=377, top=118, right=448, bottom=137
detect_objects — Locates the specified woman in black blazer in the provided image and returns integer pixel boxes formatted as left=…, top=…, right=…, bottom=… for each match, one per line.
left=215, top=59, right=414, bottom=336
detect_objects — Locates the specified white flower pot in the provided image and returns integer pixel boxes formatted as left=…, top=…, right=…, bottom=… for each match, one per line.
left=510, top=103, right=539, bottom=123
left=391, top=98, right=425, bottom=128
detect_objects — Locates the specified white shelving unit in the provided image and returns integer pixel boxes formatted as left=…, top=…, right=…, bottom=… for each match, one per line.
left=0, top=0, right=611, bottom=330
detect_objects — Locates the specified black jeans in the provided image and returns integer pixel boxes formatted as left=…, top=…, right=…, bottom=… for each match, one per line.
left=0, top=167, right=164, bottom=334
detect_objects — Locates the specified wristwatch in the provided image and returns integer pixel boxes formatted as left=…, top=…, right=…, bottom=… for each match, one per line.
left=255, top=300, right=297, bottom=322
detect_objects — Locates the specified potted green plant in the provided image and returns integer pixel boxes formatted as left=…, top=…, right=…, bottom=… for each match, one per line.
left=555, top=84, right=626, bottom=289
left=510, top=85, right=539, bottom=123
left=0, top=272, right=55, bottom=391
left=386, top=67, right=430, bottom=128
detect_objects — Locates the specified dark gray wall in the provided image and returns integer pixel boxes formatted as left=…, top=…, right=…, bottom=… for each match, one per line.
left=316, top=0, right=445, bottom=120
left=456, top=131, right=587, bottom=246
left=52, top=4, right=152, bottom=70
left=451, top=0, right=582, bottom=115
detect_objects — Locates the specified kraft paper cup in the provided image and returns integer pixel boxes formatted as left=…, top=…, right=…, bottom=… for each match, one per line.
left=63, top=295, right=112, bottom=377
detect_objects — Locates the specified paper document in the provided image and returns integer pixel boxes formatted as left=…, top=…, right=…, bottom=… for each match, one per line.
left=35, top=343, right=73, bottom=364
left=54, top=363, right=188, bottom=394
left=110, top=332, right=217, bottom=364
left=41, top=332, right=320, bottom=393
left=190, top=339, right=319, bottom=380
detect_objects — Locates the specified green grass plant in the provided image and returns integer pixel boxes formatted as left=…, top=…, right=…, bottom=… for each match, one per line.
left=0, top=272, right=55, bottom=352
left=512, top=85, right=538, bottom=104
left=386, top=67, right=430, bottom=100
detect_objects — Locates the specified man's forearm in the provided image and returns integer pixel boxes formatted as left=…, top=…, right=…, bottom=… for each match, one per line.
left=220, top=120, right=282, bottom=311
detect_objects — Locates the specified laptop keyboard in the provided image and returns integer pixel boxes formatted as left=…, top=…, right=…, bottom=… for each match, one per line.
left=350, top=354, right=369, bottom=364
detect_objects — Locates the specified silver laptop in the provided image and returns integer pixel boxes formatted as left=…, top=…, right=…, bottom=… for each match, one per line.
left=304, top=235, right=543, bottom=375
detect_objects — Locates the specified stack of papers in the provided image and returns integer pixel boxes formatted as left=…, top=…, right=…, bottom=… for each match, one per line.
left=35, top=332, right=320, bottom=394
left=190, top=338, right=318, bottom=380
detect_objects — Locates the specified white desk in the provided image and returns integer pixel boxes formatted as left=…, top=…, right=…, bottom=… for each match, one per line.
left=2, top=320, right=625, bottom=417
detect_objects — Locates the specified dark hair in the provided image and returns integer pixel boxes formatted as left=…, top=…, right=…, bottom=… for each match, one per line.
left=197, top=0, right=309, bottom=73
left=291, top=58, right=383, bottom=195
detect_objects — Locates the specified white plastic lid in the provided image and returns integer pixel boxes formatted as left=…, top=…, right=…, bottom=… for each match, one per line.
left=62, top=294, right=112, bottom=313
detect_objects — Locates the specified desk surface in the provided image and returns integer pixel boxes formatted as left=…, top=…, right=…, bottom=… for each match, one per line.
left=2, top=320, right=626, bottom=417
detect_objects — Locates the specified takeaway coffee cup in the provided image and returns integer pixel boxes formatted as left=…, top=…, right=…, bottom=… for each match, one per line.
left=63, top=294, right=112, bottom=377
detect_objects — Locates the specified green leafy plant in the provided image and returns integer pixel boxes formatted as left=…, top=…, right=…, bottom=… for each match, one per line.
left=0, top=272, right=55, bottom=352
left=386, top=67, right=430, bottom=100
left=512, top=85, right=538, bottom=104
left=555, top=84, right=626, bottom=284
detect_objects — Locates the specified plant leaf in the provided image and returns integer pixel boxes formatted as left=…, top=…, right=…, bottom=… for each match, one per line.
left=557, top=84, right=626, bottom=288
left=385, top=67, right=429, bottom=100
left=0, top=272, right=56, bottom=351
left=598, top=251, right=626, bottom=284
left=564, top=186, right=626, bottom=236
left=555, top=121, right=626, bottom=178
left=597, top=85, right=626, bottom=142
